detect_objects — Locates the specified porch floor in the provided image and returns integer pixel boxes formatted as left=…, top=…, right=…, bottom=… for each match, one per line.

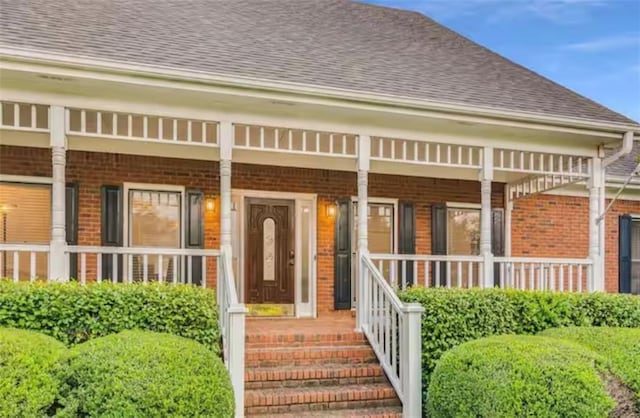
left=246, top=311, right=356, bottom=336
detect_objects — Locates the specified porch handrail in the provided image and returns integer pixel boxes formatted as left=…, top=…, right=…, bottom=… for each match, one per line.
left=494, top=256, right=593, bottom=264
left=359, top=253, right=423, bottom=417
left=370, top=253, right=483, bottom=262
left=369, top=253, right=484, bottom=290
left=0, top=243, right=51, bottom=282
left=494, top=256, right=593, bottom=292
left=66, top=245, right=219, bottom=286
left=218, top=244, right=247, bottom=418
left=67, top=245, right=220, bottom=256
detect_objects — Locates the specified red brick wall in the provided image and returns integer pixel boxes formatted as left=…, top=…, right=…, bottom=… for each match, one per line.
left=511, top=192, right=640, bottom=292
left=10, top=145, right=638, bottom=307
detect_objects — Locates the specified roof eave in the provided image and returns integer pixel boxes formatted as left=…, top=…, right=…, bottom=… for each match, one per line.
left=1, top=46, right=639, bottom=137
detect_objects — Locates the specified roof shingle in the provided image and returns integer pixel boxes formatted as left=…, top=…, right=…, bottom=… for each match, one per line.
left=0, top=0, right=637, bottom=125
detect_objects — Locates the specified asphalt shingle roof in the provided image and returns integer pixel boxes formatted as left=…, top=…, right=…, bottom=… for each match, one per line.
left=608, top=141, right=640, bottom=178
left=0, top=0, right=637, bottom=126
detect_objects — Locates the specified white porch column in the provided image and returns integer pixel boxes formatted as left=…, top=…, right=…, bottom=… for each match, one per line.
left=356, top=135, right=370, bottom=331
left=504, top=184, right=513, bottom=257
left=588, top=157, right=605, bottom=292
left=219, top=121, right=233, bottom=249
left=480, top=146, right=494, bottom=288
left=49, top=106, right=67, bottom=281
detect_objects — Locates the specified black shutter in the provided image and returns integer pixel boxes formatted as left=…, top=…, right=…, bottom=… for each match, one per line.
left=186, top=190, right=204, bottom=286
left=334, top=199, right=352, bottom=310
left=101, top=185, right=123, bottom=281
left=431, top=204, right=447, bottom=286
left=492, top=208, right=504, bottom=287
left=65, top=183, right=79, bottom=280
left=399, top=202, right=416, bottom=287
left=619, top=214, right=632, bottom=294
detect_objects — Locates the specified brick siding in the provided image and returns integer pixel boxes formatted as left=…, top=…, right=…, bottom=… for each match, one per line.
left=1, top=145, right=635, bottom=310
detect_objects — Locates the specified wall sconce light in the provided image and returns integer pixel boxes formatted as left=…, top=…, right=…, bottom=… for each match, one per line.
left=205, top=198, right=216, bottom=212
left=326, top=203, right=336, bottom=218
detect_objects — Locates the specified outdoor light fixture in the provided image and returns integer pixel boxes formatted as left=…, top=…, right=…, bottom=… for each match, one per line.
left=326, top=203, right=336, bottom=218
left=205, top=198, right=215, bottom=212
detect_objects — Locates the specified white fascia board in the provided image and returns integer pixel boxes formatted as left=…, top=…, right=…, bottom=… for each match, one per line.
left=1, top=46, right=639, bottom=137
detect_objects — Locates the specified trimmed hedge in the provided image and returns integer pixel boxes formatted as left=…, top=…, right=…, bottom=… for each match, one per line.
left=427, top=335, right=614, bottom=418
left=0, top=328, right=65, bottom=417
left=398, top=288, right=640, bottom=389
left=56, top=330, right=234, bottom=417
left=541, top=327, right=640, bottom=401
left=0, top=281, right=220, bottom=353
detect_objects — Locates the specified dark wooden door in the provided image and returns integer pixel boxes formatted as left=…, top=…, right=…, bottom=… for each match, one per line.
left=245, top=198, right=295, bottom=304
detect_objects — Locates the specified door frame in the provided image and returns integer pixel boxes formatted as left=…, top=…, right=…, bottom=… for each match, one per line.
left=232, top=189, right=317, bottom=318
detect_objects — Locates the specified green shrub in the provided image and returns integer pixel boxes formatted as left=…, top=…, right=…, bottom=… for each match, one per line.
left=398, top=288, right=640, bottom=389
left=541, top=327, right=640, bottom=401
left=0, top=328, right=65, bottom=417
left=427, top=335, right=614, bottom=418
left=0, top=281, right=220, bottom=353
left=56, top=330, right=234, bottom=417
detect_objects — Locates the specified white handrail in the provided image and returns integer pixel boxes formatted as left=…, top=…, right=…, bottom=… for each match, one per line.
left=369, top=253, right=484, bottom=290
left=66, top=246, right=219, bottom=285
left=494, top=256, right=592, bottom=292
left=360, top=254, right=423, bottom=417
left=0, top=243, right=50, bottom=282
left=218, top=245, right=246, bottom=418
left=68, top=245, right=220, bottom=257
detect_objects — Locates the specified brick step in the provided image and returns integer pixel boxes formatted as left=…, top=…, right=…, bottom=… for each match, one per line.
left=245, top=363, right=386, bottom=389
left=246, top=345, right=377, bottom=367
left=245, top=331, right=367, bottom=348
left=246, top=405, right=403, bottom=417
left=244, top=383, right=401, bottom=415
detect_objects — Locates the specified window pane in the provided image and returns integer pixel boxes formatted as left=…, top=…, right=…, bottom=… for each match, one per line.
left=301, top=205, right=310, bottom=303
left=0, top=182, right=51, bottom=279
left=447, top=208, right=480, bottom=287
left=447, top=209, right=480, bottom=256
left=130, top=190, right=181, bottom=282
left=353, top=202, right=394, bottom=282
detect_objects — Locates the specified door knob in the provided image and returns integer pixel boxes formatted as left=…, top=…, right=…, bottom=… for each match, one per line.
left=289, top=250, right=295, bottom=265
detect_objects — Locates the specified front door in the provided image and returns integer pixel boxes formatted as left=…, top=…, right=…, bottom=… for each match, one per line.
left=245, top=198, right=295, bottom=304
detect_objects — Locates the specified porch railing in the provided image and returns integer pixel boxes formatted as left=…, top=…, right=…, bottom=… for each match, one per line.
left=66, top=246, right=219, bottom=286
left=369, top=253, right=593, bottom=292
left=494, top=257, right=592, bottom=292
left=370, top=253, right=484, bottom=290
left=0, top=243, right=51, bottom=281
left=218, top=244, right=247, bottom=418
left=359, top=253, right=424, bottom=417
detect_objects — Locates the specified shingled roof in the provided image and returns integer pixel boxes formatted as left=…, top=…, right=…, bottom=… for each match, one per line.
left=608, top=141, right=640, bottom=178
left=0, top=0, right=637, bottom=126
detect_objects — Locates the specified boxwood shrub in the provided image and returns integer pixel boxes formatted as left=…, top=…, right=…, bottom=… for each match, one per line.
left=0, top=328, right=65, bottom=417
left=427, top=335, right=614, bottom=418
left=540, top=327, right=640, bottom=402
left=56, top=330, right=234, bottom=417
left=0, top=281, right=220, bottom=353
left=398, top=287, right=640, bottom=391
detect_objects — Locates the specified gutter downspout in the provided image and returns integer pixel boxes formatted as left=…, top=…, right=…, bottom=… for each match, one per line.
left=597, top=131, right=636, bottom=224
left=603, top=131, right=634, bottom=167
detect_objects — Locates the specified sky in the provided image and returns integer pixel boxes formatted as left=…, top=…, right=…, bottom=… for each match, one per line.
left=363, top=0, right=640, bottom=122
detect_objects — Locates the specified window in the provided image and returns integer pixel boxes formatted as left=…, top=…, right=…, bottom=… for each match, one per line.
left=447, top=206, right=480, bottom=286
left=447, top=208, right=480, bottom=256
left=128, top=189, right=181, bottom=281
left=0, top=182, right=51, bottom=278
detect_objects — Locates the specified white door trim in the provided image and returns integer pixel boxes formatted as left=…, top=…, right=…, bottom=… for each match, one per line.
left=231, top=188, right=318, bottom=318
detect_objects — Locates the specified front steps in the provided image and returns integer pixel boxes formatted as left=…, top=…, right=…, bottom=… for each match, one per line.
left=244, top=320, right=402, bottom=417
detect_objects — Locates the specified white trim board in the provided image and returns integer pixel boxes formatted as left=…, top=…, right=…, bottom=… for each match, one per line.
left=0, top=174, right=53, bottom=184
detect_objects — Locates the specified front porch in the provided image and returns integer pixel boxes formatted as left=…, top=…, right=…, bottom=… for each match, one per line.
left=0, top=98, right=617, bottom=417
